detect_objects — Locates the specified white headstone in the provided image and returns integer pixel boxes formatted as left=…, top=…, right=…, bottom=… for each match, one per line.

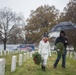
left=70, top=47, right=74, bottom=51
left=10, top=51, right=12, bottom=55
left=0, top=51, right=1, bottom=56
left=50, top=52, right=52, bottom=57
left=1, top=51, right=3, bottom=56
left=74, top=52, right=76, bottom=60
left=18, top=50, right=20, bottom=53
left=19, top=50, right=21, bottom=53
left=16, top=50, right=18, bottom=53
left=32, top=51, right=35, bottom=54
left=14, top=51, right=16, bottom=54
left=4, top=51, right=6, bottom=56
left=10, top=51, right=12, bottom=54
left=12, top=51, right=14, bottom=54
left=11, top=56, right=17, bottom=72
left=66, top=47, right=69, bottom=51
left=26, top=52, right=29, bottom=60
left=19, top=54, right=23, bottom=66
left=0, top=51, right=3, bottom=56
left=7, top=51, right=9, bottom=55
left=23, top=53, right=26, bottom=62
left=70, top=52, right=73, bottom=58
left=0, top=59, right=5, bottom=75
left=30, top=52, right=32, bottom=58
left=67, top=51, right=69, bottom=57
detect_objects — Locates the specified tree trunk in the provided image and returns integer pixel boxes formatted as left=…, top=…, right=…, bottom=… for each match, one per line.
left=4, top=39, right=7, bottom=50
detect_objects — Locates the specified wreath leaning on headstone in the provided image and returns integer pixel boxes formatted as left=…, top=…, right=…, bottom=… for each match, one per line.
left=33, top=52, right=42, bottom=65
left=56, top=42, right=65, bottom=55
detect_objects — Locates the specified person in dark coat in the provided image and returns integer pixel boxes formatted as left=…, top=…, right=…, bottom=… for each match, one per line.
left=53, top=31, right=69, bottom=68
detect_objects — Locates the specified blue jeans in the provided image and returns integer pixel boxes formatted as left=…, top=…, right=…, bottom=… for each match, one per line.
left=54, top=51, right=67, bottom=68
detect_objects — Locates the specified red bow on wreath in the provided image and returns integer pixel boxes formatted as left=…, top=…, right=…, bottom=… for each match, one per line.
left=34, top=57, right=36, bottom=62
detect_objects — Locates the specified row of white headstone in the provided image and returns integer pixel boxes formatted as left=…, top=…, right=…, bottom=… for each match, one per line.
left=47, top=50, right=76, bottom=60
left=0, top=50, right=76, bottom=75
left=42, top=50, right=76, bottom=60
left=51, top=50, right=76, bottom=60
left=67, top=51, right=76, bottom=59
left=0, top=50, right=27, bottom=56
left=0, top=51, right=34, bottom=75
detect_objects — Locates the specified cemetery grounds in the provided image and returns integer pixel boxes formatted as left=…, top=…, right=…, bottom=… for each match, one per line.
left=0, top=51, right=76, bottom=75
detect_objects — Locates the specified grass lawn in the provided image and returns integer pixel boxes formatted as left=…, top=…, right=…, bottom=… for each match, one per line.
left=0, top=53, right=76, bottom=75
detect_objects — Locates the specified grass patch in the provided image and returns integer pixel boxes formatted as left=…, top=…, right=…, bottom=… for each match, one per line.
left=0, top=53, right=76, bottom=75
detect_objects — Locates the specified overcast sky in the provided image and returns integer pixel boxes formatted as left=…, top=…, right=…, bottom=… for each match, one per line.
left=0, top=0, right=69, bottom=20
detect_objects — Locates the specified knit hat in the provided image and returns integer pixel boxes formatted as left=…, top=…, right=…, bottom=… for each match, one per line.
left=60, top=31, right=65, bottom=36
left=43, top=33, right=48, bottom=38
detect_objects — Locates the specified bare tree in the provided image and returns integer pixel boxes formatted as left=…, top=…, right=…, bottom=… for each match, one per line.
left=8, top=25, right=26, bottom=44
left=0, top=7, right=25, bottom=50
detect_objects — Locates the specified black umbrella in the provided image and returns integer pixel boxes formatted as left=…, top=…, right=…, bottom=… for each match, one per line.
left=50, top=22, right=76, bottom=32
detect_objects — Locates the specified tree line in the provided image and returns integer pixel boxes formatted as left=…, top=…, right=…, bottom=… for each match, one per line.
left=0, top=0, right=76, bottom=50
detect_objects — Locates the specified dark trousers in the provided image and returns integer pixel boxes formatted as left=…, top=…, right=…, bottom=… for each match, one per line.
left=54, top=51, right=66, bottom=68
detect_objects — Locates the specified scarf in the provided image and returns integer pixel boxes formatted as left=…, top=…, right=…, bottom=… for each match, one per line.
left=43, top=39, right=48, bottom=43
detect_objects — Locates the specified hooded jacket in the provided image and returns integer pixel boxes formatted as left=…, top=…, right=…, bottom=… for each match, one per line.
left=55, top=36, right=68, bottom=49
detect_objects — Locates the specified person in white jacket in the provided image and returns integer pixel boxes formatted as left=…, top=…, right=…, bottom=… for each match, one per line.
left=38, top=34, right=51, bottom=71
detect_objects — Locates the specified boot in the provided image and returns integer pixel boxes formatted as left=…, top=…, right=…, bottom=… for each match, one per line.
left=41, top=61, right=44, bottom=70
left=43, top=66, right=46, bottom=71
left=41, top=65, right=44, bottom=70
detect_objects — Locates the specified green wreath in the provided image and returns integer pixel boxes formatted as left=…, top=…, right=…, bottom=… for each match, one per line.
left=56, top=42, right=65, bottom=55
left=33, top=52, right=42, bottom=65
